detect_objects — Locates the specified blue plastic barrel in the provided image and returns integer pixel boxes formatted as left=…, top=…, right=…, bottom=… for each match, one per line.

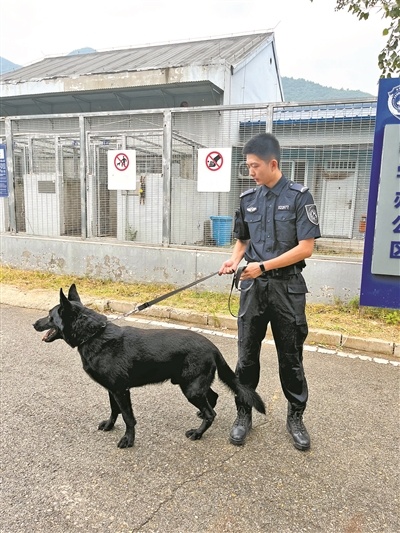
left=210, top=215, right=233, bottom=246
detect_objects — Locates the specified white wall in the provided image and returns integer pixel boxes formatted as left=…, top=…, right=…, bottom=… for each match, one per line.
left=0, top=198, right=6, bottom=232
left=230, top=41, right=283, bottom=104
left=117, top=174, right=163, bottom=244
left=23, top=173, right=60, bottom=236
left=171, top=177, right=220, bottom=246
left=0, top=234, right=363, bottom=304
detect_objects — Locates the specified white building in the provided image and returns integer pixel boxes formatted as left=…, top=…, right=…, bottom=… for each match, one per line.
left=0, top=32, right=283, bottom=115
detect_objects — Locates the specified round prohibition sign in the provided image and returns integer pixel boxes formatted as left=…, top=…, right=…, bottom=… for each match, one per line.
left=114, top=152, right=130, bottom=171
left=206, top=151, right=223, bottom=171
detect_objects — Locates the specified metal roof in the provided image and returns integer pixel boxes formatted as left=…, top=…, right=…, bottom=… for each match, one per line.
left=2, top=32, right=273, bottom=83
left=272, top=101, right=377, bottom=122
left=238, top=101, right=377, bottom=127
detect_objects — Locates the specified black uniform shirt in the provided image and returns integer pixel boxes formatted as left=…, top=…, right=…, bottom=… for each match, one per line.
left=233, top=175, right=321, bottom=263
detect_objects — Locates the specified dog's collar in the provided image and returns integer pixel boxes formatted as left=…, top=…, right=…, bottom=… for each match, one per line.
left=77, top=323, right=108, bottom=348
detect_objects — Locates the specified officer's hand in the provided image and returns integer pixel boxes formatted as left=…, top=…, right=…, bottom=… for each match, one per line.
left=240, top=262, right=263, bottom=279
left=219, top=260, right=237, bottom=275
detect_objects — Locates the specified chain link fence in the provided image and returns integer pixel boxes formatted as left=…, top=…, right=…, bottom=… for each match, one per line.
left=1, top=100, right=376, bottom=254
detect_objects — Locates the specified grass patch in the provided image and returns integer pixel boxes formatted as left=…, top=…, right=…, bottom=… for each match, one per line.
left=1, top=265, right=399, bottom=342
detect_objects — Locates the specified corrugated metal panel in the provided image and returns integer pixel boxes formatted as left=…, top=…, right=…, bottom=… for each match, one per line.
left=273, top=102, right=377, bottom=122
left=1, top=33, right=272, bottom=82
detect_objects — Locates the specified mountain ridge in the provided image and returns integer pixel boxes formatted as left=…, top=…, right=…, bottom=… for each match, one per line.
left=282, top=76, right=373, bottom=101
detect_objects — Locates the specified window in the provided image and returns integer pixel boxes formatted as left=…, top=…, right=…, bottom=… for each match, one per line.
left=281, top=160, right=306, bottom=185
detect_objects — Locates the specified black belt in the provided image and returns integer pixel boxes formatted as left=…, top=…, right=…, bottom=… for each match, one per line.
left=232, top=264, right=302, bottom=292
left=260, top=265, right=302, bottom=279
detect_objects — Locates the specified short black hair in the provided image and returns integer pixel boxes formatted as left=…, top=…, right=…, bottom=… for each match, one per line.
left=242, top=133, right=281, bottom=164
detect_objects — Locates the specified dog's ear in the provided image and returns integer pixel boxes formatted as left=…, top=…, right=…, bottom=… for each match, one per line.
left=58, top=289, right=72, bottom=316
left=60, top=288, right=69, bottom=305
left=68, top=283, right=81, bottom=303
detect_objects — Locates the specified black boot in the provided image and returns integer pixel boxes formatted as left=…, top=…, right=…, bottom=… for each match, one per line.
left=229, top=405, right=252, bottom=446
left=286, top=404, right=310, bottom=451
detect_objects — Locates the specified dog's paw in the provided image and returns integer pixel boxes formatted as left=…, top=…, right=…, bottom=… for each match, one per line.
left=98, top=419, right=115, bottom=431
left=117, top=435, right=134, bottom=448
left=185, top=429, right=202, bottom=440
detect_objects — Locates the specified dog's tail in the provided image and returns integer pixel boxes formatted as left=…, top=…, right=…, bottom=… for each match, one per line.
left=215, top=351, right=265, bottom=414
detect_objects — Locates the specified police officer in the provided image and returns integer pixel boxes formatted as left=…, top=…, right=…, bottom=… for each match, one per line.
left=219, top=133, right=321, bottom=450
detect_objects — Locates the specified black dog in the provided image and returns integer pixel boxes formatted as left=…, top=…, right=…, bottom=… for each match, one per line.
left=33, top=284, right=265, bottom=448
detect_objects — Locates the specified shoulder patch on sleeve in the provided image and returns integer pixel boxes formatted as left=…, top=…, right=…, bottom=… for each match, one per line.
left=305, top=204, right=319, bottom=225
left=289, top=182, right=309, bottom=193
left=240, top=187, right=257, bottom=198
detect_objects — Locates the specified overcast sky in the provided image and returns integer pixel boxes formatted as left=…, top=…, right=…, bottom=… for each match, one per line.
left=0, top=0, right=388, bottom=95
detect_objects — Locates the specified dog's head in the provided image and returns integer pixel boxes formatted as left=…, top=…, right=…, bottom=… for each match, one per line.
left=33, top=283, right=82, bottom=343
left=33, top=283, right=108, bottom=349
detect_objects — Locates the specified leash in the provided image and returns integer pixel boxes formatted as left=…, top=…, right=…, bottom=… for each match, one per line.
left=111, top=271, right=220, bottom=320
left=228, top=266, right=254, bottom=318
left=110, top=267, right=252, bottom=321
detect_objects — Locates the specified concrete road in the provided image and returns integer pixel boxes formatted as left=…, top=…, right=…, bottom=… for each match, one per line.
left=1, top=304, right=399, bottom=533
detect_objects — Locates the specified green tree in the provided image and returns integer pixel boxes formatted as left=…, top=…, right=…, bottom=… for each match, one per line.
left=311, top=0, right=400, bottom=77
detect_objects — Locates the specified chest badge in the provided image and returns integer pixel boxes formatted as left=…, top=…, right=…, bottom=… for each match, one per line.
left=247, top=207, right=257, bottom=212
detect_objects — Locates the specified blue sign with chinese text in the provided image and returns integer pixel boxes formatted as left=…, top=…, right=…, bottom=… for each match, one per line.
left=360, top=78, right=400, bottom=309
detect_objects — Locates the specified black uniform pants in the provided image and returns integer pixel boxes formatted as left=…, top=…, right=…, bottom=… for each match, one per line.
left=236, top=274, right=309, bottom=408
